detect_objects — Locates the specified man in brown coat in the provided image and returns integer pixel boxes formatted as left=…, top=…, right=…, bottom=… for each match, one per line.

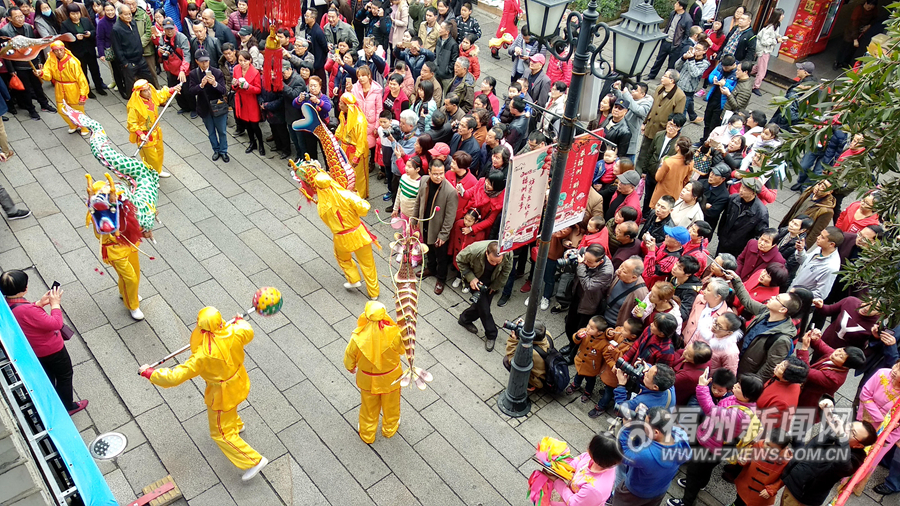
left=414, top=159, right=458, bottom=294
left=779, top=180, right=836, bottom=250
left=636, top=70, right=686, bottom=207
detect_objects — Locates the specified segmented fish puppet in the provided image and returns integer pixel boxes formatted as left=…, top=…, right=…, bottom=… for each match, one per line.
left=290, top=102, right=355, bottom=190
left=0, top=33, right=75, bottom=61
left=62, top=104, right=160, bottom=232
left=388, top=216, right=434, bottom=390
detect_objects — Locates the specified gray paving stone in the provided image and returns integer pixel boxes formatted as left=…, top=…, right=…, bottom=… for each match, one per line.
left=0, top=222, right=20, bottom=255
left=31, top=166, right=74, bottom=198
left=228, top=192, right=266, bottom=216
left=246, top=270, right=337, bottom=346
left=102, top=468, right=137, bottom=505
left=147, top=268, right=205, bottom=325
left=413, top=432, right=510, bottom=506
left=168, top=187, right=214, bottom=223
left=15, top=181, right=59, bottom=220
left=93, top=284, right=145, bottom=330
left=367, top=474, right=422, bottom=506
left=53, top=191, right=96, bottom=229
left=281, top=215, right=335, bottom=258
left=421, top=399, right=526, bottom=500
left=283, top=380, right=389, bottom=489
left=244, top=326, right=304, bottom=392
left=113, top=419, right=148, bottom=450
left=261, top=454, right=329, bottom=506
left=246, top=209, right=292, bottom=240
left=15, top=224, right=77, bottom=284
left=270, top=326, right=358, bottom=413
left=274, top=232, right=322, bottom=269
left=71, top=359, right=132, bottom=433
left=151, top=228, right=213, bottom=287
left=166, top=158, right=211, bottom=193
left=534, top=399, right=598, bottom=456
left=156, top=202, right=203, bottom=241
left=238, top=229, right=320, bottom=297
left=367, top=432, right=464, bottom=506
left=197, top=220, right=268, bottom=276
left=62, top=246, right=118, bottom=295
left=241, top=178, right=298, bottom=221
left=135, top=404, right=219, bottom=500
left=116, top=443, right=170, bottom=497
left=427, top=364, right=535, bottom=467
left=257, top=164, right=298, bottom=196
left=194, top=186, right=255, bottom=233
left=181, top=234, right=221, bottom=261
left=246, top=368, right=302, bottom=433
left=278, top=420, right=375, bottom=506
left=81, top=323, right=164, bottom=417
left=185, top=484, right=236, bottom=506
left=303, top=287, right=354, bottom=325
left=429, top=340, right=503, bottom=400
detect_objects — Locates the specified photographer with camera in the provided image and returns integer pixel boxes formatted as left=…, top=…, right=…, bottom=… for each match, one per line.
left=613, top=361, right=677, bottom=417
left=560, top=244, right=614, bottom=364
left=504, top=320, right=552, bottom=391
left=157, top=17, right=193, bottom=115
left=456, top=240, right=512, bottom=351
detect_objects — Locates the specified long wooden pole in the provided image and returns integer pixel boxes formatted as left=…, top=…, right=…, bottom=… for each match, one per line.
left=833, top=397, right=900, bottom=506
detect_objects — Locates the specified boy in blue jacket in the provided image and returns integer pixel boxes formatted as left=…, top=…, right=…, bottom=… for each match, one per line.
left=702, top=55, right=738, bottom=139
left=614, top=363, right=678, bottom=415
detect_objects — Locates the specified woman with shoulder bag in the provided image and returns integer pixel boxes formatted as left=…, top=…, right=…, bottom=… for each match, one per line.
left=1, top=270, right=87, bottom=416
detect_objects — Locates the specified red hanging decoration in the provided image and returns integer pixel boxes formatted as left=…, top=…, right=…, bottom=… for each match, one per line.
left=247, top=0, right=303, bottom=31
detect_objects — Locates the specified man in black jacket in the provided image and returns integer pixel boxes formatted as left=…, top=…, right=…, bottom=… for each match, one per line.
left=716, top=177, right=769, bottom=257
left=111, top=4, right=154, bottom=94
left=303, top=9, right=329, bottom=84
left=189, top=49, right=229, bottom=162
left=190, top=24, right=222, bottom=71
left=282, top=64, right=308, bottom=159
left=647, top=0, right=693, bottom=80
left=434, top=21, right=458, bottom=92
left=600, top=99, right=633, bottom=156
left=719, top=12, right=756, bottom=62
left=505, top=97, right=529, bottom=154
left=780, top=399, right=876, bottom=506
left=701, top=163, right=731, bottom=232
left=0, top=7, right=56, bottom=119
left=449, top=116, right=482, bottom=175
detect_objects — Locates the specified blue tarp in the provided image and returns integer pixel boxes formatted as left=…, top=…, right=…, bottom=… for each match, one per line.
left=0, top=302, right=117, bottom=506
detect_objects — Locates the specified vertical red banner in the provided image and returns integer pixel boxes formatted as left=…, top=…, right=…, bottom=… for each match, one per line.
left=553, top=132, right=603, bottom=232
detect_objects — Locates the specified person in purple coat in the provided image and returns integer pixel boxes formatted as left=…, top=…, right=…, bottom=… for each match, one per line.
left=96, top=2, right=127, bottom=97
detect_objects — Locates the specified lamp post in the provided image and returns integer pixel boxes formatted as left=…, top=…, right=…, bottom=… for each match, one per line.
left=497, top=0, right=664, bottom=418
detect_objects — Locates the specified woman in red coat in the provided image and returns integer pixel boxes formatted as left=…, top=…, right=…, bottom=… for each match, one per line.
left=462, top=170, right=506, bottom=240
left=490, top=0, right=521, bottom=58
left=733, top=263, right=789, bottom=318
left=735, top=231, right=786, bottom=281
left=232, top=50, right=263, bottom=154
left=446, top=151, right=479, bottom=221
left=795, top=330, right=865, bottom=410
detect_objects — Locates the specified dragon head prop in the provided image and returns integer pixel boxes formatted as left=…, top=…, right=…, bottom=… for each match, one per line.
left=85, top=173, right=122, bottom=235
left=289, top=155, right=325, bottom=205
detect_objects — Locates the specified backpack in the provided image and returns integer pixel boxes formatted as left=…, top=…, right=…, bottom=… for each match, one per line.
left=536, top=340, right=570, bottom=395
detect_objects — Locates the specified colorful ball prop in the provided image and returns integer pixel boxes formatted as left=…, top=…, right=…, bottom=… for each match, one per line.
left=252, top=287, right=283, bottom=316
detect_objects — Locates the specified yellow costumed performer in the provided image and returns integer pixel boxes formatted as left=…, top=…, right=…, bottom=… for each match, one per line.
left=344, top=301, right=404, bottom=444
left=335, top=92, right=369, bottom=199
left=36, top=41, right=90, bottom=135
left=313, top=171, right=380, bottom=299
left=138, top=307, right=269, bottom=481
left=126, top=79, right=179, bottom=178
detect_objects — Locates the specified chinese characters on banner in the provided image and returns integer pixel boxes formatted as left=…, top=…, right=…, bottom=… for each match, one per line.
left=553, top=132, right=603, bottom=232
left=498, top=145, right=553, bottom=253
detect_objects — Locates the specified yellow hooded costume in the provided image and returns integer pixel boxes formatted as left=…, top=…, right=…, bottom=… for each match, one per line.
left=41, top=41, right=90, bottom=134
left=335, top=93, right=369, bottom=198
left=87, top=177, right=142, bottom=311
left=144, top=307, right=263, bottom=470
left=313, top=171, right=380, bottom=299
left=343, top=301, right=405, bottom=444
left=126, top=80, right=173, bottom=174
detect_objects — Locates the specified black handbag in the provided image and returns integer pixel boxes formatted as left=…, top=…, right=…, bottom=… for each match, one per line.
left=209, top=98, right=228, bottom=117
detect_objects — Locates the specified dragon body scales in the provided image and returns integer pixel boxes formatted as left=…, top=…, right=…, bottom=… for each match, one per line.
left=62, top=104, right=159, bottom=231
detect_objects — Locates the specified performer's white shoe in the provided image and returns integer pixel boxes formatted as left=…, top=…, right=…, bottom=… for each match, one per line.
left=241, top=456, right=268, bottom=481
left=130, top=308, right=145, bottom=320
left=159, top=171, right=171, bottom=178
left=343, top=281, right=362, bottom=289
left=67, top=127, right=78, bottom=134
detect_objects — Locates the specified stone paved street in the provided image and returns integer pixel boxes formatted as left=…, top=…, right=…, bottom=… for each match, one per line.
left=0, top=5, right=890, bottom=506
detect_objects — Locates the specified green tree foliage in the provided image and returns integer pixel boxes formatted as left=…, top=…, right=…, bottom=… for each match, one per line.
left=772, top=3, right=900, bottom=326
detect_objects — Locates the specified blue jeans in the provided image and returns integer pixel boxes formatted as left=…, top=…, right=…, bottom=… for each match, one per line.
left=796, top=150, right=824, bottom=187
left=596, top=384, right=615, bottom=411
left=202, top=113, right=228, bottom=154
left=288, top=128, right=305, bottom=157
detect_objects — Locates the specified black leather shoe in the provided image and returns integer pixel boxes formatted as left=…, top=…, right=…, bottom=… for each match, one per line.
left=458, top=319, right=478, bottom=334
left=245, top=145, right=256, bottom=154
left=874, top=484, right=899, bottom=496
left=42, top=104, right=56, bottom=113
left=212, top=152, right=220, bottom=161
left=221, top=153, right=230, bottom=163
left=497, top=294, right=510, bottom=307
left=559, top=345, right=571, bottom=356
left=258, top=145, right=266, bottom=156
left=96, top=88, right=107, bottom=96
left=485, top=339, right=495, bottom=352
left=88, top=91, right=96, bottom=99
left=280, top=151, right=290, bottom=159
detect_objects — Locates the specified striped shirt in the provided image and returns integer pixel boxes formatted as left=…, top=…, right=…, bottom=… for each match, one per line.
left=399, top=174, right=420, bottom=199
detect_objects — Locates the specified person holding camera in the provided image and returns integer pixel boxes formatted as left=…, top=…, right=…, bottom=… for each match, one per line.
left=456, top=240, right=512, bottom=351
left=613, top=361, right=677, bottom=416
left=189, top=49, right=229, bottom=162
left=2, top=270, right=87, bottom=416
left=561, top=244, right=614, bottom=364
left=157, top=17, right=194, bottom=114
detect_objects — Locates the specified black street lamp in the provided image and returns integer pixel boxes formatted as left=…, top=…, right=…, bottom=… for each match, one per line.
left=497, top=0, right=664, bottom=418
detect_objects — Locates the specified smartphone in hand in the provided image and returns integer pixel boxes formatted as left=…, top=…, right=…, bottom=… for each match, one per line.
left=51, top=281, right=61, bottom=290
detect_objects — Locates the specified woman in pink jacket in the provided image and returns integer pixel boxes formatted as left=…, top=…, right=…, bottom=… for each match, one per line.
left=704, top=313, right=743, bottom=374
left=545, top=49, right=572, bottom=87
left=389, top=0, right=409, bottom=51
left=2, top=270, right=88, bottom=415
left=351, top=66, right=384, bottom=153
